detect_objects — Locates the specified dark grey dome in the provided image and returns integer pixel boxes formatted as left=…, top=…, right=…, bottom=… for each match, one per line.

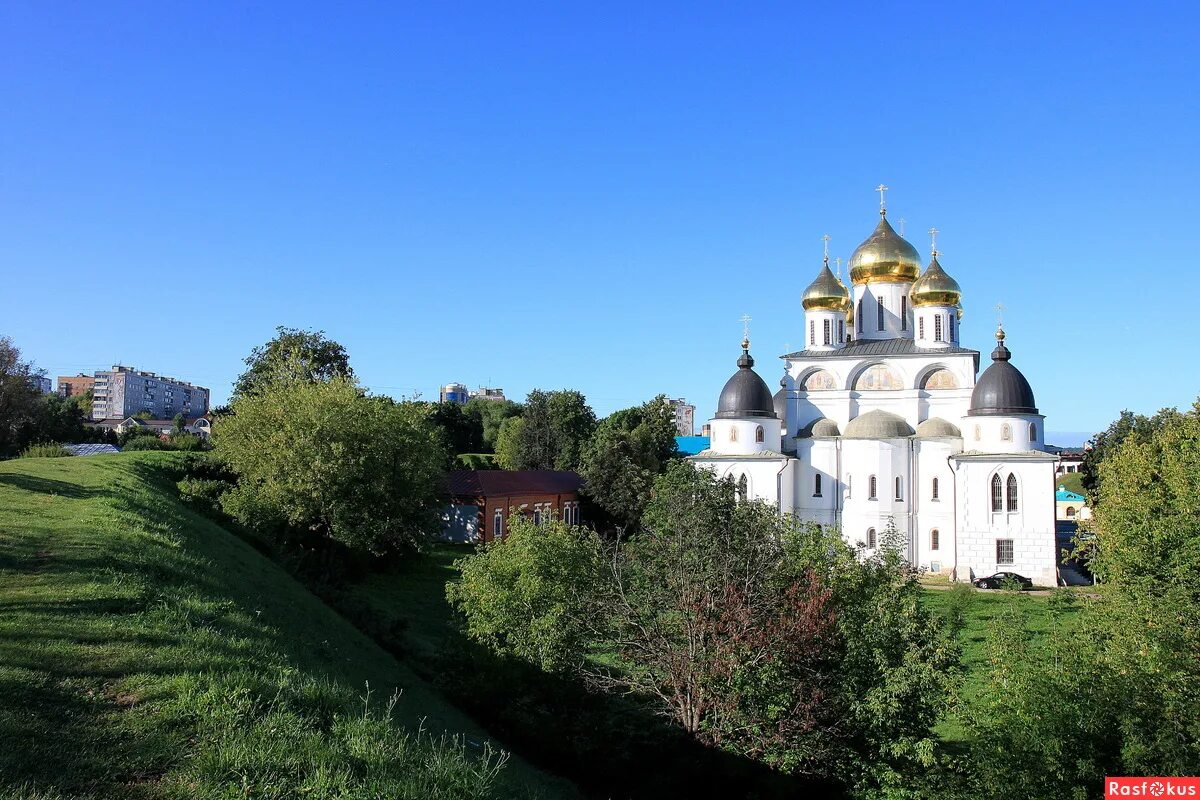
left=772, top=387, right=787, bottom=420
left=715, top=346, right=777, bottom=419
left=969, top=330, right=1038, bottom=416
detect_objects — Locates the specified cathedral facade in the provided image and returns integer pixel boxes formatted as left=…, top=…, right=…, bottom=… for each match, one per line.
left=691, top=203, right=1059, bottom=586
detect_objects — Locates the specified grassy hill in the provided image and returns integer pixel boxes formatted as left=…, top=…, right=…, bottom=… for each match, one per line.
left=0, top=452, right=577, bottom=799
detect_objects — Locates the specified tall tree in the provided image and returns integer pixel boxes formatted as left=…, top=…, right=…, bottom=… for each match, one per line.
left=464, top=397, right=522, bottom=453
left=502, top=390, right=596, bottom=471
left=0, top=337, right=47, bottom=457
left=429, top=401, right=483, bottom=457
left=578, top=395, right=678, bottom=529
left=215, top=375, right=447, bottom=555
left=233, top=327, right=354, bottom=399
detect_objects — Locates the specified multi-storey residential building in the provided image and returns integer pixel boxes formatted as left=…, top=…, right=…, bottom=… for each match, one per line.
left=29, top=375, right=52, bottom=394
left=91, top=366, right=210, bottom=421
left=469, top=387, right=507, bottom=402
left=57, top=374, right=96, bottom=400
left=667, top=397, right=696, bottom=436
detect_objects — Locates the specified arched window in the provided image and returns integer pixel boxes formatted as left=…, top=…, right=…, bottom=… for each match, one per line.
left=877, top=297, right=885, bottom=330
left=533, top=507, right=542, bottom=527
left=737, top=474, right=748, bottom=501
left=869, top=475, right=878, bottom=500
left=809, top=320, right=815, bottom=345
left=823, top=319, right=831, bottom=345
left=901, top=296, right=908, bottom=330
left=856, top=300, right=863, bottom=333
left=974, top=424, right=982, bottom=441
left=895, top=476, right=903, bottom=500
left=918, top=317, right=925, bottom=340
left=493, top=508, right=503, bottom=540
left=729, top=426, right=738, bottom=442
left=934, top=315, right=944, bottom=342
left=867, top=527, right=877, bottom=548
left=990, top=474, right=1003, bottom=512
left=838, top=319, right=844, bottom=343
left=814, top=473, right=822, bottom=497
left=1029, top=423, right=1037, bottom=442
left=755, top=425, right=765, bottom=443
left=1006, top=473, right=1019, bottom=512
left=948, top=315, right=955, bottom=341
left=932, top=476, right=940, bottom=500
left=1066, top=506, right=1076, bottom=519
left=930, top=528, right=940, bottom=551
left=1001, top=424, right=1012, bottom=441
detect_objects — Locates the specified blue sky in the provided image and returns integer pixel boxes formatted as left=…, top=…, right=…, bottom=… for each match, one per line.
left=3, top=2, right=1197, bottom=445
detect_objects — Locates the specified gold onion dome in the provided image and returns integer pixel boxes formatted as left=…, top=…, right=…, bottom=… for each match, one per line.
left=802, top=261, right=851, bottom=311
left=910, top=254, right=962, bottom=307
left=848, top=215, right=922, bottom=285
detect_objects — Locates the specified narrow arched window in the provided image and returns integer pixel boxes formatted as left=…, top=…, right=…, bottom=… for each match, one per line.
left=809, top=320, right=815, bottom=345
left=974, top=424, right=982, bottom=441
left=990, top=474, right=1003, bottom=512
left=838, top=319, right=844, bottom=343
left=932, top=476, right=940, bottom=500
left=857, top=300, right=863, bottom=333
left=948, top=314, right=955, bottom=341
left=729, top=427, right=738, bottom=442
left=901, top=296, right=908, bottom=330
left=1001, top=423, right=1012, bottom=441
left=930, top=528, right=940, bottom=550
left=755, top=425, right=764, bottom=443
left=869, top=475, right=877, bottom=500
left=895, top=476, right=903, bottom=500
left=1006, top=473, right=1019, bottom=512
left=877, top=297, right=885, bottom=330
left=867, top=527, right=877, bottom=548
left=814, top=473, right=822, bottom=497
left=493, top=508, right=503, bottom=540
left=1066, top=506, right=1076, bottom=519
left=1029, top=423, right=1037, bottom=442
left=823, top=319, right=831, bottom=345
left=934, top=315, right=943, bottom=342
left=919, top=317, right=925, bottom=340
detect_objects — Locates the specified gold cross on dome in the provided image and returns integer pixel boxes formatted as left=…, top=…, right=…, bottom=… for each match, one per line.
left=822, top=234, right=831, bottom=263
left=875, top=184, right=889, bottom=215
left=740, top=314, right=752, bottom=340
left=995, top=302, right=1006, bottom=326
left=834, top=256, right=842, bottom=277
left=899, top=217, right=906, bottom=235
left=929, top=227, right=940, bottom=256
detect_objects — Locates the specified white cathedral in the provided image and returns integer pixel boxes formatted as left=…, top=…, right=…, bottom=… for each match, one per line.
left=691, top=200, right=1060, bottom=586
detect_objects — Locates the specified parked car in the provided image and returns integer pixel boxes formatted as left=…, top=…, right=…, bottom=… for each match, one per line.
left=973, top=572, right=1034, bottom=590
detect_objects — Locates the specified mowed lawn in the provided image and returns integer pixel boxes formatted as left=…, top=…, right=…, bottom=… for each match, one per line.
left=0, top=453, right=577, bottom=800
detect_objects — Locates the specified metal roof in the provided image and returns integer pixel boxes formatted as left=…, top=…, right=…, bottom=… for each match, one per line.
left=675, top=436, right=711, bottom=456
left=62, top=443, right=121, bottom=456
left=781, top=337, right=979, bottom=361
left=446, top=470, right=581, bottom=498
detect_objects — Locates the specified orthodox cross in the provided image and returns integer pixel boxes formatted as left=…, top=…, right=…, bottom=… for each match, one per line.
left=822, top=234, right=831, bottom=264
left=929, top=227, right=939, bottom=256
left=995, top=303, right=1006, bottom=326
left=834, top=256, right=843, bottom=277
left=899, top=217, right=907, bottom=235
left=875, top=183, right=889, bottom=215
left=740, top=314, right=752, bottom=342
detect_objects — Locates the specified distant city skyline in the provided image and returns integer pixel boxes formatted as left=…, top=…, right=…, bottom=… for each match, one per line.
left=4, top=3, right=1197, bottom=447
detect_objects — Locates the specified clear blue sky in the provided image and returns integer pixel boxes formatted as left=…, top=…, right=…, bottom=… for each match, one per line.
left=4, top=2, right=1197, bottom=445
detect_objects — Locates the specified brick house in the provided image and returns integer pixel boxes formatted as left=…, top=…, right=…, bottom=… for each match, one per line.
left=442, top=470, right=583, bottom=544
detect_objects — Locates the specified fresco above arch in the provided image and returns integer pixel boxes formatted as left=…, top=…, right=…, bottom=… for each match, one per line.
left=853, top=364, right=903, bottom=391
left=921, top=368, right=958, bottom=390
left=802, top=369, right=838, bottom=391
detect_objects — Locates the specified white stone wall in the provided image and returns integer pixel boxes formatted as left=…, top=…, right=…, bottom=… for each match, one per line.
left=707, top=417, right=783, bottom=456
left=802, top=308, right=848, bottom=352
left=952, top=456, right=1059, bottom=586
left=913, top=304, right=960, bottom=348
left=693, top=456, right=794, bottom=512
left=963, top=414, right=1045, bottom=453
left=852, top=281, right=915, bottom=340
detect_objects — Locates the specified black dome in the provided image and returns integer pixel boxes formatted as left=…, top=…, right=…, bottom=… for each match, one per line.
left=968, top=332, right=1038, bottom=416
left=715, top=347, right=777, bottom=419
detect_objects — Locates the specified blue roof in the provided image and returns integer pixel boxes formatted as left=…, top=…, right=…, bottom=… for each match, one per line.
left=1056, top=486, right=1086, bottom=502
left=675, top=435, right=711, bottom=456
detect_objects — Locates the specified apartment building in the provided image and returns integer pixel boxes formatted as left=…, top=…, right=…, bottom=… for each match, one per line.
left=91, top=366, right=210, bottom=421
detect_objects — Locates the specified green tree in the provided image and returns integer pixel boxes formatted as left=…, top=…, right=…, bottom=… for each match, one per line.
left=446, top=514, right=607, bottom=672
left=464, top=397, right=523, bottom=453
left=233, top=326, right=354, bottom=399
left=0, top=337, right=45, bottom=457
left=578, top=395, right=678, bottom=529
left=494, top=416, right=525, bottom=470
left=502, top=390, right=596, bottom=471
left=429, top=401, right=482, bottom=457
left=215, top=375, right=447, bottom=555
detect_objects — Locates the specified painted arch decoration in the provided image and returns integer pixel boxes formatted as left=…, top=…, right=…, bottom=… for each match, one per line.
left=853, top=364, right=903, bottom=391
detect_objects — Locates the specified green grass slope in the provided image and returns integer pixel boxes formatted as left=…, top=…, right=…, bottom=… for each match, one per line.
left=0, top=453, right=577, bottom=800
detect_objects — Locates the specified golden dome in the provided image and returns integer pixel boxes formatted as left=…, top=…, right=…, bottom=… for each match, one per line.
left=848, top=215, right=922, bottom=285
left=802, top=261, right=851, bottom=312
left=910, top=255, right=962, bottom=307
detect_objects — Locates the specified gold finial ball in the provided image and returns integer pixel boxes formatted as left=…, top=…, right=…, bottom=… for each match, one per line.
left=741, top=336, right=750, bottom=351
left=995, top=325, right=1006, bottom=342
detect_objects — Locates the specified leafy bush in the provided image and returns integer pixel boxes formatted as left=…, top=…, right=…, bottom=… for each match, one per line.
left=456, top=453, right=498, bottom=470
left=122, top=435, right=171, bottom=451
left=177, top=478, right=231, bottom=512
left=169, top=432, right=207, bottom=451
left=118, top=425, right=163, bottom=446
left=18, top=443, right=71, bottom=458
